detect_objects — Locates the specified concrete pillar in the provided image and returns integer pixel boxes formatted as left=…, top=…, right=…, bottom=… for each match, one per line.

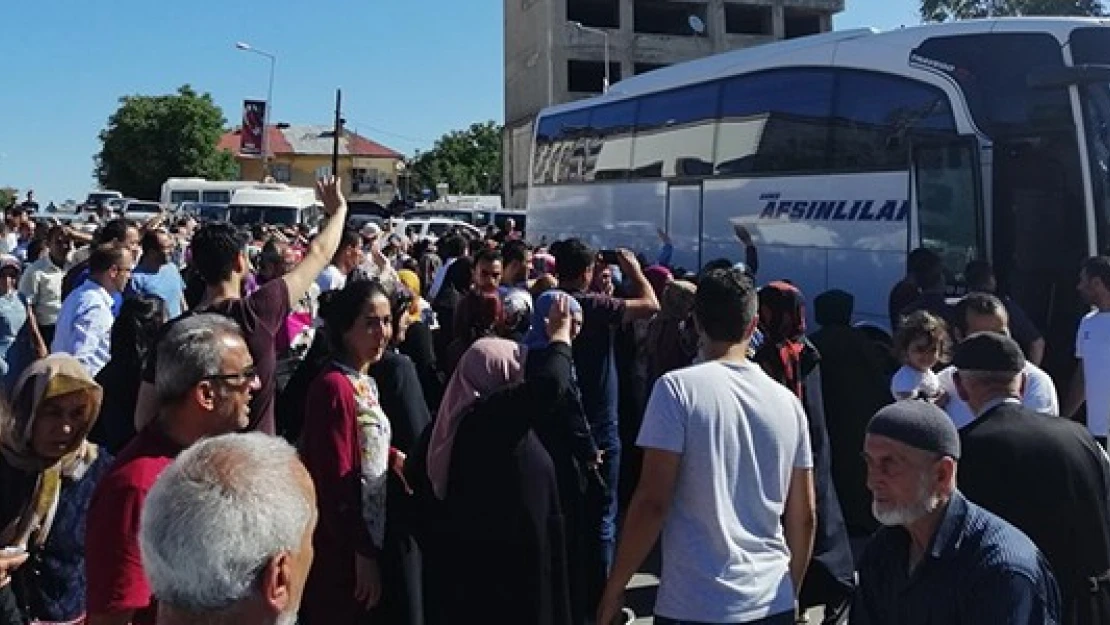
left=709, top=0, right=727, bottom=53
left=772, top=0, right=785, bottom=40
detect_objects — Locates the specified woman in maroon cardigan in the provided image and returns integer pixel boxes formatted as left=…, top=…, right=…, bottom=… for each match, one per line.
left=299, top=280, right=398, bottom=624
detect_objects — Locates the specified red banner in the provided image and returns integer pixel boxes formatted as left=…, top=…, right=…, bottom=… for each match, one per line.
left=240, top=100, right=266, bottom=156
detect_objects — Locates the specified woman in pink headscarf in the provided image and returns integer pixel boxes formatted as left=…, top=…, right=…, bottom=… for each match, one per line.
left=424, top=295, right=576, bottom=625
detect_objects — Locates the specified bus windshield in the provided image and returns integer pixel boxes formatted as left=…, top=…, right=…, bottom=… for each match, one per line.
left=229, top=206, right=299, bottom=226
left=1071, top=27, right=1110, bottom=255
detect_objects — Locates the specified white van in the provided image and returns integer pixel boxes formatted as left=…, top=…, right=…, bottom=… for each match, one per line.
left=161, top=178, right=257, bottom=208
left=228, top=184, right=321, bottom=228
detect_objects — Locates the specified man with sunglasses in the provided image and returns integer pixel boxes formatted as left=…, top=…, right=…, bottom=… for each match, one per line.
left=87, top=314, right=260, bottom=625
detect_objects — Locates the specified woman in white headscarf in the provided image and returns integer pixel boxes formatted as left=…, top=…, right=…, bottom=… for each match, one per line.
left=0, top=354, right=109, bottom=625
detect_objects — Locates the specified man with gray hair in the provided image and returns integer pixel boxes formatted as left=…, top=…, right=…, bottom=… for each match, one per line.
left=86, top=314, right=260, bottom=625
left=140, top=433, right=317, bottom=625
left=853, top=400, right=1060, bottom=624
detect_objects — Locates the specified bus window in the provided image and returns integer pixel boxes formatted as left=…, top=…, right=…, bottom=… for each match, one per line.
left=202, top=190, right=232, bottom=204
left=912, top=33, right=1072, bottom=137
left=546, top=110, right=591, bottom=184
left=912, top=139, right=983, bottom=282
left=632, top=82, right=719, bottom=178
left=587, top=100, right=637, bottom=181
left=170, top=190, right=200, bottom=204
left=831, top=71, right=956, bottom=171
left=717, top=69, right=834, bottom=175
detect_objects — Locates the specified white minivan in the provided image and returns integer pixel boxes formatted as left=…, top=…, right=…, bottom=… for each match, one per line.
left=228, top=184, right=322, bottom=228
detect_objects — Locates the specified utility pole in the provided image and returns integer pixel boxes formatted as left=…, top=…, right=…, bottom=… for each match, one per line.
left=331, top=89, right=343, bottom=179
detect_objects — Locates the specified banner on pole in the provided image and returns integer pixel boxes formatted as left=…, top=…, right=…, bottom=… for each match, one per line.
left=240, top=100, right=267, bottom=155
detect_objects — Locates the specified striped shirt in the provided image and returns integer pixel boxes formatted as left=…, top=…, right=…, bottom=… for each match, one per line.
left=853, top=491, right=1060, bottom=625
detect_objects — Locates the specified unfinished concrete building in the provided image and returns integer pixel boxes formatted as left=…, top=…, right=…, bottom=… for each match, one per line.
left=503, top=0, right=846, bottom=208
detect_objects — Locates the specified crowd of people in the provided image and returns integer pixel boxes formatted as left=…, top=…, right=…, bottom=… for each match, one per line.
left=0, top=177, right=1107, bottom=625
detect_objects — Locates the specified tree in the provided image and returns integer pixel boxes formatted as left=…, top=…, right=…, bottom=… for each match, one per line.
left=0, top=187, right=15, bottom=210
left=922, top=0, right=1104, bottom=21
left=95, top=85, right=238, bottom=200
left=410, top=121, right=503, bottom=198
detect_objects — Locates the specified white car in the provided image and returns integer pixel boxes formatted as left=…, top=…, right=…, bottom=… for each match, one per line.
left=398, top=217, right=482, bottom=242
left=122, top=200, right=164, bottom=223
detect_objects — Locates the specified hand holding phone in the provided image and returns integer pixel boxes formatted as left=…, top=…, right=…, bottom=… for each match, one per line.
left=598, top=249, right=620, bottom=265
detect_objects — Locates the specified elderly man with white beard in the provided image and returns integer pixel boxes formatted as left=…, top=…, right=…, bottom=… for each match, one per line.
left=852, top=400, right=1061, bottom=625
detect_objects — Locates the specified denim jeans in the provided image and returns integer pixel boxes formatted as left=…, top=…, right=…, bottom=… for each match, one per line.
left=654, top=610, right=795, bottom=625
left=586, top=417, right=621, bottom=608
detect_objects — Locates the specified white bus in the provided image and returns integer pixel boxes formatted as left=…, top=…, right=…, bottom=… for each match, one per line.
left=160, top=178, right=257, bottom=208
left=529, top=17, right=1110, bottom=379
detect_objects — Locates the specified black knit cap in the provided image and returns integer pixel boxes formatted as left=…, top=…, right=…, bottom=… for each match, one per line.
left=952, top=331, right=1025, bottom=374
left=867, top=400, right=961, bottom=460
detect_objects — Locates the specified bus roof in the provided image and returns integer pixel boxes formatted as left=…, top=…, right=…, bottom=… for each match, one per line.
left=540, top=17, right=1110, bottom=118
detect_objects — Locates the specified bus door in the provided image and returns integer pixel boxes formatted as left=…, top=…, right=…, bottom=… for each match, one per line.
left=665, top=183, right=703, bottom=271
left=991, top=131, right=1088, bottom=383
left=908, top=136, right=986, bottom=293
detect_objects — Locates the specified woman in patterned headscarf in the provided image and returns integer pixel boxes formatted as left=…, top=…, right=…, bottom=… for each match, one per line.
left=0, top=354, right=109, bottom=625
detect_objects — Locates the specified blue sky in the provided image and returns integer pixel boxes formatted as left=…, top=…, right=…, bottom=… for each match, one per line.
left=0, top=0, right=920, bottom=203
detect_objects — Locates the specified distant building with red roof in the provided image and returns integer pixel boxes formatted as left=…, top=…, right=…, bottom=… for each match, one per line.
left=219, top=124, right=405, bottom=208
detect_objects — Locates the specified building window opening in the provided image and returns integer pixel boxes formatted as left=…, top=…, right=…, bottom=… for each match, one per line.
left=725, top=5, right=772, bottom=36
left=634, top=1, right=707, bottom=36
left=784, top=9, right=822, bottom=39
left=635, top=62, right=669, bottom=75
left=568, top=60, right=621, bottom=93
left=567, top=0, right=620, bottom=29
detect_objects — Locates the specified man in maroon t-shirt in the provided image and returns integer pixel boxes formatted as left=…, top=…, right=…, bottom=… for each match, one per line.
left=86, top=314, right=259, bottom=625
left=134, top=177, right=350, bottom=436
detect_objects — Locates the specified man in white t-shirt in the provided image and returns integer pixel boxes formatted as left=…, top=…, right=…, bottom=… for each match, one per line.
left=315, top=229, right=362, bottom=293
left=938, top=292, right=1058, bottom=429
left=596, top=267, right=816, bottom=625
left=1065, top=256, right=1110, bottom=446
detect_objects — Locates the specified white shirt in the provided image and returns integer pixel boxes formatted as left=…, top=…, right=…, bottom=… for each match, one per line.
left=937, top=363, right=1059, bottom=429
left=0, top=232, right=18, bottom=255
left=637, top=360, right=813, bottom=623
left=18, top=254, right=66, bottom=326
left=891, top=365, right=941, bottom=400
left=1077, top=310, right=1110, bottom=437
left=52, top=279, right=114, bottom=377
left=315, top=265, right=347, bottom=293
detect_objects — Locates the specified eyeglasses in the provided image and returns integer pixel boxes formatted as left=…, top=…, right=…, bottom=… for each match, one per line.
left=202, top=365, right=259, bottom=388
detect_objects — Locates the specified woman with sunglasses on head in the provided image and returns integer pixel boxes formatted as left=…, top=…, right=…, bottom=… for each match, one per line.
left=299, top=279, right=402, bottom=624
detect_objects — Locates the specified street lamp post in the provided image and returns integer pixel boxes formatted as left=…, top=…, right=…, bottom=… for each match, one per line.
left=235, top=42, right=277, bottom=178
left=569, top=21, right=610, bottom=93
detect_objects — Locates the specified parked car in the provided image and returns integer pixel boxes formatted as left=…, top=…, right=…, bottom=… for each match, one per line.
left=398, top=217, right=482, bottom=242
left=122, top=200, right=164, bottom=223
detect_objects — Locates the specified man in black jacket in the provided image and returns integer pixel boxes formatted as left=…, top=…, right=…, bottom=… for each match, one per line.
left=954, top=332, right=1110, bottom=625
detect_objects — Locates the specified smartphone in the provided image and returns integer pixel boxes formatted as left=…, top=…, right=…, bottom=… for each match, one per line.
left=598, top=249, right=620, bottom=265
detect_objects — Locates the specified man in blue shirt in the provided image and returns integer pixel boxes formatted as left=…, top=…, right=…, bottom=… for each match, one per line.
left=854, top=400, right=1060, bottom=624
left=130, top=230, right=187, bottom=318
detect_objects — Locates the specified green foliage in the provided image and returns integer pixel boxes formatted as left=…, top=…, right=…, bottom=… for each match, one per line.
left=0, top=187, right=15, bottom=209
left=410, top=121, right=503, bottom=197
left=95, top=85, right=238, bottom=200
left=922, top=0, right=1105, bottom=21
